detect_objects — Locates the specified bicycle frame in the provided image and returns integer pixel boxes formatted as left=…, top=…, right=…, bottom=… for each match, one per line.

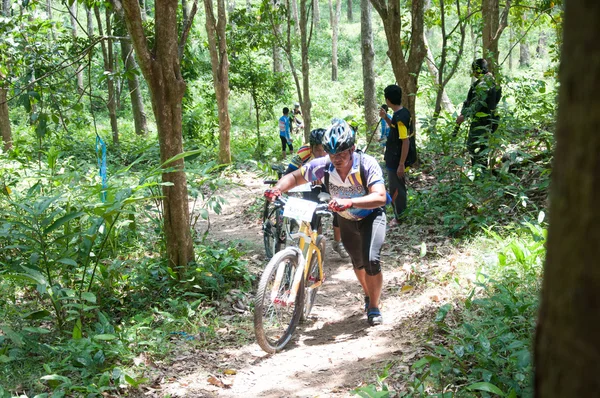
left=274, top=218, right=324, bottom=306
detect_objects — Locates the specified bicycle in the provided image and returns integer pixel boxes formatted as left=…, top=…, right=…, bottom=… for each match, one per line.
left=254, top=194, right=331, bottom=353
left=262, top=165, right=299, bottom=259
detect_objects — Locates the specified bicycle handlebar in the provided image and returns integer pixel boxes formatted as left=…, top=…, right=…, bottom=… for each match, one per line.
left=273, top=195, right=333, bottom=218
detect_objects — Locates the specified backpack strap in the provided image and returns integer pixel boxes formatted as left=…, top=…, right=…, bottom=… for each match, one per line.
left=324, top=150, right=369, bottom=195
left=357, top=149, right=369, bottom=194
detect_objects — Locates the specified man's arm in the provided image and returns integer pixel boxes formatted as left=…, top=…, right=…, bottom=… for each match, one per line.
left=397, top=138, right=410, bottom=178
left=379, top=108, right=392, bottom=126
left=273, top=169, right=308, bottom=193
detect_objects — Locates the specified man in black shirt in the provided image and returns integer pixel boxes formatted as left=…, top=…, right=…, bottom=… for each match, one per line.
left=455, top=58, right=501, bottom=168
left=379, top=85, right=416, bottom=226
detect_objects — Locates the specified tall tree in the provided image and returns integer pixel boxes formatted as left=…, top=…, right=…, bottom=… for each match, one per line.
left=112, top=5, right=148, bottom=135
left=331, top=0, right=341, bottom=80
left=360, top=0, right=377, bottom=132
left=94, top=6, right=120, bottom=144
left=535, top=1, right=600, bottom=395
left=347, top=0, right=353, bottom=21
left=204, top=0, right=232, bottom=164
left=291, top=0, right=300, bottom=32
left=273, top=25, right=284, bottom=72
left=0, top=0, right=11, bottom=150
left=370, top=0, right=426, bottom=131
left=118, top=0, right=196, bottom=272
left=300, top=0, right=314, bottom=139
left=0, top=71, right=11, bottom=151
left=536, top=29, right=547, bottom=57
left=423, top=35, right=454, bottom=114
left=519, top=31, right=530, bottom=66
left=313, top=0, right=320, bottom=25
left=68, top=3, right=85, bottom=94
left=430, top=0, right=465, bottom=117
left=481, top=0, right=510, bottom=74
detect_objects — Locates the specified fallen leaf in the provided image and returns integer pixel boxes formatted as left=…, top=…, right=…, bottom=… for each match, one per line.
left=401, top=285, right=414, bottom=293
left=430, top=295, right=440, bottom=302
left=207, top=376, right=225, bottom=388
left=223, top=369, right=237, bottom=375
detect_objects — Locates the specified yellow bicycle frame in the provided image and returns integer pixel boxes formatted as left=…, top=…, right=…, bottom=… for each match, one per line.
left=274, top=218, right=324, bottom=306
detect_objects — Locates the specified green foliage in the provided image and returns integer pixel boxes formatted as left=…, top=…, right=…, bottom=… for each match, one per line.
left=0, top=134, right=254, bottom=394
left=228, top=6, right=292, bottom=157
left=364, top=223, right=545, bottom=397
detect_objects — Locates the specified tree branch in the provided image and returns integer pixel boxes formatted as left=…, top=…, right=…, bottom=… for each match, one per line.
left=492, top=0, right=511, bottom=42
left=499, top=7, right=550, bottom=66
left=118, top=0, right=153, bottom=76
left=179, top=0, right=199, bottom=61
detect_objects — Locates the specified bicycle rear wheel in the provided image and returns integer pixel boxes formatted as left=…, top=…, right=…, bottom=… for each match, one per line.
left=302, top=235, right=325, bottom=322
left=254, top=249, right=305, bottom=353
left=263, top=204, right=284, bottom=259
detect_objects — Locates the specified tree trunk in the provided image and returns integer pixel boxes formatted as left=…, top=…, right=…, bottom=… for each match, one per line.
left=482, top=0, right=510, bottom=75
left=482, top=0, right=499, bottom=68
left=300, top=0, right=312, bottom=140
left=508, top=26, right=513, bottom=70
left=204, top=0, right=232, bottom=164
left=328, top=0, right=333, bottom=24
left=292, top=0, right=300, bottom=33
left=536, top=30, right=547, bottom=58
left=0, top=1, right=11, bottom=151
left=313, top=0, right=320, bottom=26
left=331, top=0, right=341, bottom=81
left=140, top=0, right=147, bottom=20
left=95, top=6, right=120, bottom=144
left=121, top=39, right=148, bottom=134
left=69, top=3, right=85, bottom=94
left=112, top=3, right=148, bottom=134
left=360, top=0, right=378, bottom=134
left=87, top=6, right=94, bottom=35
left=535, top=1, right=600, bottom=396
left=519, top=31, right=530, bottom=67
left=424, top=35, right=454, bottom=115
left=46, top=0, right=56, bottom=39
left=273, top=0, right=304, bottom=118
left=370, top=0, right=426, bottom=132
left=347, top=0, right=352, bottom=21
left=0, top=83, right=12, bottom=151
left=273, top=24, right=284, bottom=72
left=120, top=0, right=195, bottom=273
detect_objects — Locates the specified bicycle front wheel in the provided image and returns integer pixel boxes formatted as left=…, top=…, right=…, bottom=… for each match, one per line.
left=254, top=249, right=305, bottom=353
left=302, top=235, right=325, bottom=322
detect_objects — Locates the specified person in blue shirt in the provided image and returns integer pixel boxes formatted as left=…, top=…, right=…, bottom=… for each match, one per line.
left=378, top=104, right=391, bottom=147
left=279, top=107, right=293, bottom=159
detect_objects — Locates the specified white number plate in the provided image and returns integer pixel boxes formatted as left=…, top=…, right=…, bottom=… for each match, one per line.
left=283, top=197, right=317, bottom=222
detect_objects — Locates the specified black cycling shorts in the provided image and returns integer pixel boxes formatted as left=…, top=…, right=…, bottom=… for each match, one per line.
left=336, top=208, right=386, bottom=276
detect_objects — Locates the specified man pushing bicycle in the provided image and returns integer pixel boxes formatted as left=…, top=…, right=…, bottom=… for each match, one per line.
left=265, top=120, right=388, bottom=326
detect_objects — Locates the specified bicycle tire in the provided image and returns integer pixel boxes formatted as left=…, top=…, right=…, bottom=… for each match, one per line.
left=262, top=203, right=282, bottom=259
left=254, top=249, right=305, bottom=353
left=301, top=235, right=325, bottom=322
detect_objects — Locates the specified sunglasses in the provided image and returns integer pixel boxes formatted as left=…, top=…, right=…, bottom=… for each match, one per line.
left=327, top=148, right=352, bottom=159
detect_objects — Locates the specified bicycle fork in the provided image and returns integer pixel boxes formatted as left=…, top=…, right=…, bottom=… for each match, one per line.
left=270, top=248, right=305, bottom=306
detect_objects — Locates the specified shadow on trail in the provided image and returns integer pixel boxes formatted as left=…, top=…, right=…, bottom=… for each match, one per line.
left=300, top=313, right=369, bottom=346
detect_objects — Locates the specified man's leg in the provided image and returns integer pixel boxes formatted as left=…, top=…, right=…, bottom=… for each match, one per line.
left=332, top=215, right=349, bottom=258
left=388, top=171, right=407, bottom=223
left=280, top=136, right=287, bottom=159
left=362, top=210, right=386, bottom=325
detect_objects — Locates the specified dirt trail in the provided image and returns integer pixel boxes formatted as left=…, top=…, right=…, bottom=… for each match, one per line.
left=137, top=170, right=465, bottom=398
